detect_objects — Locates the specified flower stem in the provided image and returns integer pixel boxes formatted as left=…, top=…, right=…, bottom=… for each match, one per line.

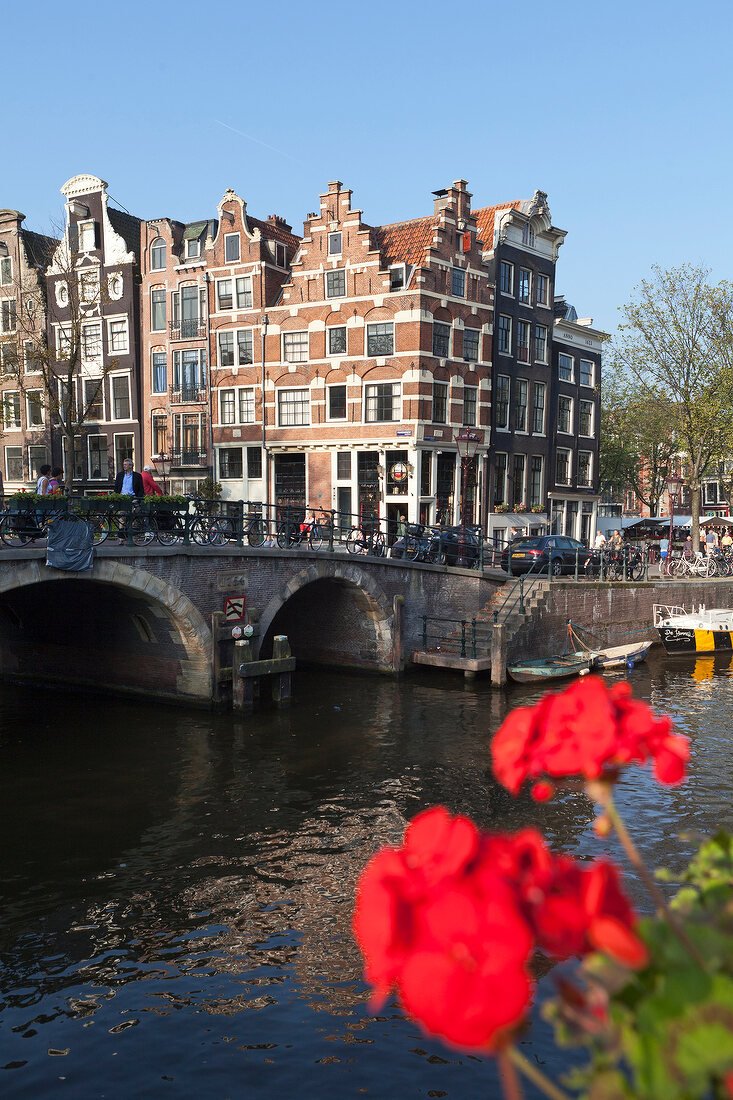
left=598, top=787, right=706, bottom=969
left=508, top=1046, right=572, bottom=1100
left=497, top=1049, right=524, bottom=1100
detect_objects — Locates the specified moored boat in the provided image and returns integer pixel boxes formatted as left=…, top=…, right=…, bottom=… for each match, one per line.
left=594, top=641, right=653, bottom=669
left=654, top=604, right=733, bottom=655
left=507, top=655, right=594, bottom=684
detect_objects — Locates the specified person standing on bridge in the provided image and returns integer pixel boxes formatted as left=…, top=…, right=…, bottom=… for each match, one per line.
left=141, top=465, right=163, bottom=496
left=114, top=457, right=143, bottom=497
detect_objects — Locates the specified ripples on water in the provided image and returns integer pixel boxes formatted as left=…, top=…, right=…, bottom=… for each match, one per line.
left=1, top=650, right=731, bottom=1097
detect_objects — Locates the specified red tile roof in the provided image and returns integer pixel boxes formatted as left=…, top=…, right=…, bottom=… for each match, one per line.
left=248, top=215, right=300, bottom=251
left=473, top=201, right=521, bottom=250
left=373, top=214, right=439, bottom=267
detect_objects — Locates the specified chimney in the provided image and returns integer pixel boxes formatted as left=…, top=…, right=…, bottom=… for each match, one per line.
left=432, top=180, right=472, bottom=221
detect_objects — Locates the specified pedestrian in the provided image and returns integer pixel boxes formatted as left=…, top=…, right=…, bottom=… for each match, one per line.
left=610, top=529, right=624, bottom=552
left=47, top=467, right=64, bottom=494
left=705, top=526, right=718, bottom=555
left=593, top=530, right=606, bottom=550
left=141, top=465, right=163, bottom=496
left=397, top=514, right=406, bottom=538
left=722, top=528, right=733, bottom=550
left=36, top=463, right=51, bottom=496
left=659, top=535, right=669, bottom=564
left=114, top=457, right=144, bottom=497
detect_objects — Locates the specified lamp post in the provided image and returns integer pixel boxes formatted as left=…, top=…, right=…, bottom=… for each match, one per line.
left=666, top=474, right=682, bottom=555
left=261, top=314, right=269, bottom=524
left=152, top=452, right=172, bottom=495
left=454, top=428, right=481, bottom=566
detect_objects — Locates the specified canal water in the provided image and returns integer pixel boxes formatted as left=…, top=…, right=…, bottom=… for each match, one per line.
left=2, top=650, right=732, bottom=1099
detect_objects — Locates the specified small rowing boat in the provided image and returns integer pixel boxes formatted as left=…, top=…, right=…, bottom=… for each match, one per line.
left=654, top=604, right=733, bottom=655
left=507, top=655, right=593, bottom=684
left=594, top=641, right=652, bottom=669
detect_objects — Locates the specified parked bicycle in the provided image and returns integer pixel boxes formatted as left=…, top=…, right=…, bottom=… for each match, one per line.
left=346, top=521, right=386, bottom=557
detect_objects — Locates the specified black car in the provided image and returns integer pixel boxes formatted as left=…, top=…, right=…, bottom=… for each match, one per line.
left=500, top=535, right=587, bottom=576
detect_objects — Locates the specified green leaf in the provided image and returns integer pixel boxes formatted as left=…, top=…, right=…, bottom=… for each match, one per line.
left=674, top=1022, right=733, bottom=1078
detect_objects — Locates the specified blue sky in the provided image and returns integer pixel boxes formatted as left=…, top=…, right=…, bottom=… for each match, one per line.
left=4, top=0, right=731, bottom=335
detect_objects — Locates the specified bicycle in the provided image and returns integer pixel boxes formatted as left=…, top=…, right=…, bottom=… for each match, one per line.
left=346, top=523, right=386, bottom=557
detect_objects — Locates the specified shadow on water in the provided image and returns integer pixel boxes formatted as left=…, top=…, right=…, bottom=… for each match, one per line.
left=1, top=650, right=732, bottom=1097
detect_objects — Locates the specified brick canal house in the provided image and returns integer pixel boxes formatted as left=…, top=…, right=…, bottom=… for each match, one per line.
left=0, top=210, right=58, bottom=491
left=213, top=178, right=494, bottom=533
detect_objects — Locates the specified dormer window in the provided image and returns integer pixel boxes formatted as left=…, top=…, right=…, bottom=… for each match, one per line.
left=328, top=231, right=342, bottom=255
left=151, top=237, right=166, bottom=270
left=186, top=238, right=200, bottom=259
left=522, top=223, right=535, bottom=247
left=275, top=243, right=287, bottom=267
left=389, top=265, right=405, bottom=292
left=78, top=220, right=96, bottom=253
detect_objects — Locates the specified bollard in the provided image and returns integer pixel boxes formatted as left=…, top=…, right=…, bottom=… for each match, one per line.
left=574, top=548, right=579, bottom=582
left=393, top=595, right=405, bottom=674
left=422, top=615, right=428, bottom=651
left=600, top=548, right=605, bottom=583
left=471, top=618, right=477, bottom=659
left=233, top=639, right=255, bottom=713
left=460, top=621, right=466, bottom=659
left=272, top=635, right=292, bottom=708
left=519, top=575, right=525, bottom=613
left=491, top=622, right=507, bottom=687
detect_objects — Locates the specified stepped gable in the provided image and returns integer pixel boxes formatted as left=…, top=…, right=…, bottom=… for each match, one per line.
left=473, top=200, right=521, bottom=251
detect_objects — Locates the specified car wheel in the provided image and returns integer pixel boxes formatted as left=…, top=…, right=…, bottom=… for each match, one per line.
left=551, top=558, right=563, bottom=576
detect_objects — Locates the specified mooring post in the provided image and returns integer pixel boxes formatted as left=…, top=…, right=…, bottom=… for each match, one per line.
left=491, top=622, right=507, bottom=688
left=393, top=595, right=405, bottom=674
left=271, top=635, right=292, bottom=708
left=211, top=611, right=224, bottom=705
left=233, top=639, right=255, bottom=713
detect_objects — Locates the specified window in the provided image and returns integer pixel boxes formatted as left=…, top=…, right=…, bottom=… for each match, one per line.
left=433, top=322, right=450, bottom=358
left=79, top=268, right=99, bottom=304
left=247, top=447, right=262, bottom=479
left=27, top=391, right=43, bottom=426
left=522, top=223, right=535, bottom=247
left=152, top=352, right=167, bottom=394
left=151, top=237, right=166, bottom=269
left=556, top=449, right=571, bottom=485
left=108, top=319, right=128, bottom=353
left=530, top=456, right=544, bottom=507
left=495, top=375, right=510, bottom=430
left=219, top=447, right=243, bottom=479
left=0, top=257, right=11, bottom=285
left=366, top=322, right=393, bottom=356
left=114, top=434, right=134, bottom=472
left=172, top=414, right=203, bottom=463
left=5, top=446, right=22, bottom=481
left=78, top=221, right=96, bottom=252
left=514, top=379, right=528, bottom=432
left=389, top=265, right=405, bottom=291
left=518, top=268, right=531, bottom=303
left=494, top=452, right=508, bottom=505
left=513, top=454, right=526, bottom=506
left=220, top=389, right=236, bottom=425
left=151, top=288, right=166, bottom=331
left=236, top=276, right=252, bottom=309
left=580, top=359, right=594, bottom=387
left=152, top=414, right=167, bottom=456
left=578, top=451, right=593, bottom=487
left=1, top=300, right=16, bottom=332
left=283, top=331, right=308, bottom=363
left=532, top=382, right=546, bottom=434
left=451, top=267, right=465, bottom=297
left=534, top=325, right=548, bottom=362
left=463, top=386, right=477, bottom=427
left=328, top=326, right=346, bottom=355
left=239, top=388, right=255, bottom=423
left=463, top=328, right=480, bottom=362
left=328, top=384, right=347, bottom=419
left=173, top=349, right=206, bottom=393
left=111, top=375, right=130, bottom=420
left=24, top=341, right=40, bottom=373
left=3, top=392, right=20, bottom=428
left=82, top=321, right=102, bottom=364
left=224, top=233, right=240, bottom=262
left=275, top=243, right=287, bottom=267
left=325, top=269, right=346, bottom=298
left=579, top=399, right=594, bottom=436
left=84, top=379, right=103, bottom=421
left=328, top=232, right=342, bottom=255
left=217, top=279, right=233, bottom=311
left=421, top=450, right=431, bottom=496
left=536, top=273, right=549, bottom=306
left=365, top=382, right=400, bottom=423
left=558, top=353, right=573, bottom=382
left=186, top=238, right=200, bottom=259
left=28, top=445, right=47, bottom=479
left=218, top=332, right=234, bottom=367
left=89, top=436, right=109, bottom=479
left=499, top=261, right=513, bottom=295
left=237, top=329, right=253, bottom=365
left=278, top=388, right=310, bottom=426
left=432, top=382, right=447, bottom=423
left=337, top=452, right=351, bottom=480
left=558, top=395, right=572, bottom=433
left=517, top=320, right=531, bottom=362
left=497, top=314, right=511, bottom=354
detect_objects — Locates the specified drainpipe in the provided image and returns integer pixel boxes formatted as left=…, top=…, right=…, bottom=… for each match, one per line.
left=261, top=314, right=269, bottom=518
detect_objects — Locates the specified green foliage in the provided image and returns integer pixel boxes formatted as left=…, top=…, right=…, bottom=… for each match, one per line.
left=198, top=477, right=222, bottom=500
left=545, top=830, right=733, bottom=1099
left=146, top=494, right=187, bottom=505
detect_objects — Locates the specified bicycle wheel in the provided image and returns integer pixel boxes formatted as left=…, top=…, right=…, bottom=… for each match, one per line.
left=209, top=517, right=235, bottom=547
left=89, top=515, right=109, bottom=545
left=132, top=515, right=157, bottom=547
left=0, top=514, right=33, bottom=548
left=309, top=523, right=326, bottom=551
left=346, top=527, right=364, bottom=554
left=247, top=518, right=265, bottom=547
left=404, top=536, right=420, bottom=562
left=276, top=523, right=290, bottom=549
left=190, top=518, right=211, bottom=545
left=372, top=534, right=386, bottom=558
left=157, top=514, right=183, bottom=545
left=630, top=560, right=644, bottom=581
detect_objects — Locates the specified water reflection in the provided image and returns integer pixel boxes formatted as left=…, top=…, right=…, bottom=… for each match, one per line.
left=1, top=653, right=732, bottom=1096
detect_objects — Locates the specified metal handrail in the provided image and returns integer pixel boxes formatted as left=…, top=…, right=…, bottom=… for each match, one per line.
left=493, top=562, right=549, bottom=625
left=421, top=614, right=477, bottom=658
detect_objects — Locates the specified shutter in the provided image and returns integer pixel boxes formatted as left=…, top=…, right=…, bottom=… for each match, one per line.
left=462, top=232, right=471, bottom=253
left=68, top=222, right=78, bottom=254
left=94, top=222, right=101, bottom=250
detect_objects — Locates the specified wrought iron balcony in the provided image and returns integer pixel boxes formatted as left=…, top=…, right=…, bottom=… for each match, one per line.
left=170, top=448, right=208, bottom=468
left=169, top=385, right=207, bottom=404
left=169, top=319, right=206, bottom=340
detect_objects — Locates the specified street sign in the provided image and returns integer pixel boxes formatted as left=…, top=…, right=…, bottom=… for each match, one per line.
left=224, top=596, right=246, bottom=622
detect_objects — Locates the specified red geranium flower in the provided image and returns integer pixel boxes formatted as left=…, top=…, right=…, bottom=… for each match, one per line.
left=491, top=676, right=688, bottom=798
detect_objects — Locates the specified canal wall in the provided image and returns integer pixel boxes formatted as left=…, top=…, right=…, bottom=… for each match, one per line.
left=508, top=578, right=733, bottom=660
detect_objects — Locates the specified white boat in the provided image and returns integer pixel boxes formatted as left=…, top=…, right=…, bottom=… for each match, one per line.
left=654, top=604, right=733, bottom=655
left=593, top=641, right=652, bottom=669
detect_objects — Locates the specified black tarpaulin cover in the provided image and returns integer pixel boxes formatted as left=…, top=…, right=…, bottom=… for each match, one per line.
left=46, top=518, right=95, bottom=571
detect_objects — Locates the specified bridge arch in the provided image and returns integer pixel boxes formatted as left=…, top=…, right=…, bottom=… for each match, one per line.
left=0, top=559, right=212, bottom=703
left=258, top=559, right=395, bottom=671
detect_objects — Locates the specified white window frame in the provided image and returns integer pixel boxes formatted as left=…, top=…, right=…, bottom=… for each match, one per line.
left=236, top=328, right=254, bottom=366
left=579, top=399, right=594, bottom=437
left=110, top=373, right=131, bottom=421
left=277, top=387, right=310, bottom=426
left=26, top=390, right=44, bottom=427
left=327, top=383, right=347, bottom=421
left=77, top=220, right=96, bottom=253
left=235, top=276, right=253, bottom=309
left=3, top=391, right=20, bottom=428
left=517, top=319, right=531, bottom=363
left=151, top=350, right=167, bottom=395
left=5, top=444, right=22, bottom=481
left=216, top=279, right=233, bottom=311
left=218, top=331, right=235, bottom=368
left=532, top=381, right=546, bottom=435
left=328, top=231, right=342, bottom=255
left=536, top=273, right=549, bottom=307
left=327, top=325, right=347, bottom=356
left=558, top=353, right=574, bottom=383
left=239, top=387, right=255, bottom=424
left=224, top=233, right=241, bottom=263
left=325, top=269, right=346, bottom=299
left=81, top=320, right=103, bottom=366
left=150, top=237, right=166, bottom=270
left=283, top=331, right=308, bottom=363
left=497, top=314, right=512, bottom=355
left=556, top=448, right=572, bottom=486
left=28, top=444, right=47, bottom=480
left=451, top=267, right=466, bottom=298
left=364, top=382, right=401, bottom=424
left=78, top=267, right=99, bottom=304
left=83, top=377, right=105, bottom=422
left=462, top=328, right=480, bottom=363
left=0, top=257, right=11, bottom=286
left=150, top=287, right=166, bottom=332
left=557, top=394, right=573, bottom=434
left=24, top=340, right=41, bottom=374
left=578, top=450, right=593, bottom=487
left=107, top=317, right=129, bottom=354
left=1, top=298, right=16, bottom=333
left=579, top=359, right=595, bottom=387
left=220, top=388, right=236, bottom=425
left=365, top=322, right=394, bottom=356
left=534, top=324, right=548, bottom=363
left=499, top=261, right=514, bottom=295
left=186, top=238, right=200, bottom=259
left=389, top=264, right=406, bottom=291
left=514, top=378, right=529, bottom=433
left=88, top=434, right=109, bottom=479
left=518, top=267, right=532, bottom=304
left=495, top=374, right=510, bottom=431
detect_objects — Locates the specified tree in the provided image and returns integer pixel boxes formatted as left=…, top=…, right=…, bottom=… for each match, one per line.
left=614, top=264, right=733, bottom=549
left=2, top=223, right=118, bottom=483
left=599, top=368, right=678, bottom=516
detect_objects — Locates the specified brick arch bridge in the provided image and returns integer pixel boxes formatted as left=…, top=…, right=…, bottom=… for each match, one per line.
left=0, top=547, right=501, bottom=704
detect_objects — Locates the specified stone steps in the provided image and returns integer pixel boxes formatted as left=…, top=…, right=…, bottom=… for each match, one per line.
left=427, top=579, right=550, bottom=657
